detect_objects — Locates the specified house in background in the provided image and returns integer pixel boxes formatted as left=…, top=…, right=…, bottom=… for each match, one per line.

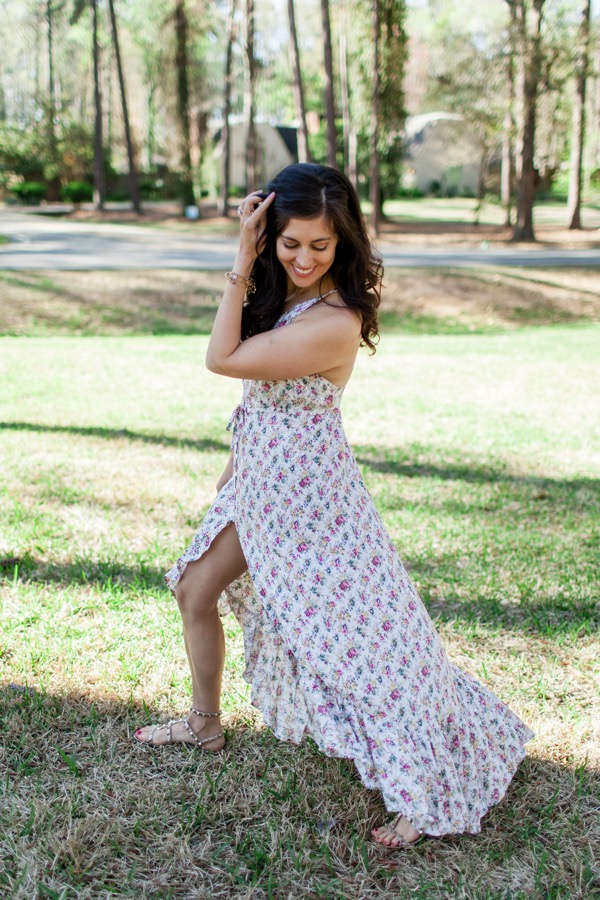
left=402, top=112, right=483, bottom=196
left=213, top=121, right=298, bottom=191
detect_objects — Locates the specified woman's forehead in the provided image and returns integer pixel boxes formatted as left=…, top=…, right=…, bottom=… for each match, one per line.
left=279, top=214, right=336, bottom=241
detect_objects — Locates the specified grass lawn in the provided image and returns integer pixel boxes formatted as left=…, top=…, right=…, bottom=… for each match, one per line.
left=0, top=272, right=599, bottom=898
left=17, top=195, right=600, bottom=234
left=381, top=197, right=600, bottom=228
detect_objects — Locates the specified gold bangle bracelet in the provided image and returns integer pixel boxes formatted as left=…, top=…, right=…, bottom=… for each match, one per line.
left=225, top=271, right=256, bottom=294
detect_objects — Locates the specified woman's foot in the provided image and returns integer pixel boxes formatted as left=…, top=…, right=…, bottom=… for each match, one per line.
left=371, top=814, right=424, bottom=847
left=134, top=708, right=225, bottom=751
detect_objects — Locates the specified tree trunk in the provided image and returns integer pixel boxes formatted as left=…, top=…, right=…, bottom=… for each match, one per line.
left=339, top=26, right=357, bottom=187
left=174, top=0, right=196, bottom=209
left=501, top=35, right=515, bottom=227
left=108, top=0, right=141, bottom=213
left=320, top=0, right=337, bottom=168
left=566, top=0, right=591, bottom=230
left=147, top=79, right=156, bottom=171
left=46, top=1, right=56, bottom=158
left=91, top=0, right=106, bottom=210
left=244, top=0, right=257, bottom=190
left=287, top=0, right=311, bottom=163
left=46, top=0, right=61, bottom=200
left=220, top=0, right=237, bottom=215
left=509, top=0, right=546, bottom=242
left=370, top=0, right=381, bottom=236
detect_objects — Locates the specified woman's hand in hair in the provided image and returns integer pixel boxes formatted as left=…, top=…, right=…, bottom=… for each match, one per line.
left=236, top=190, right=276, bottom=263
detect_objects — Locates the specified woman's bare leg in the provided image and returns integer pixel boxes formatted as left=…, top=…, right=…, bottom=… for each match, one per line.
left=135, top=522, right=247, bottom=749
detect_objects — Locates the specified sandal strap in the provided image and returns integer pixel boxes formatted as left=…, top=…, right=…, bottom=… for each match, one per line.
left=378, top=814, right=424, bottom=845
left=189, top=706, right=222, bottom=718
left=181, top=719, right=224, bottom=748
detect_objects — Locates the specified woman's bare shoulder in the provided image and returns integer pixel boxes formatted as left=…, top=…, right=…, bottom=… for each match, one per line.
left=303, top=294, right=362, bottom=333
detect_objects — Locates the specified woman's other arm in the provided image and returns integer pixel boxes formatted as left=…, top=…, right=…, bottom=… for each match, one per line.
left=216, top=450, right=234, bottom=493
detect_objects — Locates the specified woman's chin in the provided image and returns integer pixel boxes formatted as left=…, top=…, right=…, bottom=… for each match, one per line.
left=288, top=272, right=321, bottom=293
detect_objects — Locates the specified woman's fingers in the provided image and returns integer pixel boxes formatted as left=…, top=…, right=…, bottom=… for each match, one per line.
left=237, top=191, right=275, bottom=259
left=239, top=191, right=275, bottom=221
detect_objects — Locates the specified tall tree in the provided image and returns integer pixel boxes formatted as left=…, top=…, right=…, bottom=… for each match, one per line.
left=320, top=0, right=337, bottom=168
left=244, top=0, right=257, bottom=190
left=507, top=0, right=546, bottom=242
left=46, top=1, right=57, bottom=167
left=91, top=0, right=106, bottom=209
left=45, top=0, right=63, bottom=200
left=501, top=35, right=515, bottom=227
left=370, top=0, right=381, bottom=235
left=339, top=11, right=356, bottom=187
left=220, top=0, right=237, bottom=215
left=107, top=0, right=141, bottom=213
left=287, top=0, right=311, bottom=163
left=174, top=0, right=195, bottom=208
left=566, top=0, right=592, bottom=230
left=71, top=0, right=106, bottom=207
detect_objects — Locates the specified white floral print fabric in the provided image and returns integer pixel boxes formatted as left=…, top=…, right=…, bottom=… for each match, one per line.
left=165, top=296, right=535, bottom=836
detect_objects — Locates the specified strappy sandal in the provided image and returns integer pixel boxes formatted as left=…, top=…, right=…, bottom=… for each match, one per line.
left=371, top=814, right=426, bottom=848
left=133, top=707, right=224, bottom=750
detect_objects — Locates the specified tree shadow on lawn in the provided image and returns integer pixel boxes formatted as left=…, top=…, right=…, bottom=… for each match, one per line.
left=0, top=554, right=169, bottom=594
left=2, top=547, right=597, bottom=640
left=402, top=552, right=599, bottom=637
left=0, top=420, right=230, bottom=453
left=1, top=684, right=597, bottom=899
left=354, top=446, right=600, bottom=496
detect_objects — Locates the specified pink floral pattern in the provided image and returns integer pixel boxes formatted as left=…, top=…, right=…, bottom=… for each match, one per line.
left=165, top=297, right=534, bottom=836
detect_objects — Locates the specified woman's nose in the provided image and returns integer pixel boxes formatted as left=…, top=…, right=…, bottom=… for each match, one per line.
left=295, top=248, right=313, bottom=266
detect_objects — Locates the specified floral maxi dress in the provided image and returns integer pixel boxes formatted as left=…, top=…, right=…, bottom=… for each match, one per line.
left=165, top=296, right=535, bottom=837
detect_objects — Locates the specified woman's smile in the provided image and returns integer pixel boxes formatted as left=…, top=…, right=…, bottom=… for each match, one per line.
left=291, top=263, right=317, bottom=278
left=276, top=214, right=338, bottom=295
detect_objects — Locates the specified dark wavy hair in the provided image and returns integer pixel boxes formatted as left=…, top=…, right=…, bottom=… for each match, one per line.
left=241, top=163, right=383, bottom=353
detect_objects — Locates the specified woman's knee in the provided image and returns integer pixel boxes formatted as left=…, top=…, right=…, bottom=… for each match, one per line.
left=175, top=569, right=219, bottom=619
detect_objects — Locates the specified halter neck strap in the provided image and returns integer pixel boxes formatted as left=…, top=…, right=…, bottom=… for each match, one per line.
left=278, top=289, right=337, bottom=325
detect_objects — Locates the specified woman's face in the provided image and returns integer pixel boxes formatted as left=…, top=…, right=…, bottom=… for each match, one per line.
left=275, top=214, right=338, bottom=293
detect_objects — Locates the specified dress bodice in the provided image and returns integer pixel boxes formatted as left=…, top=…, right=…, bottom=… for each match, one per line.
left=233, top=295, right=344, bottom=421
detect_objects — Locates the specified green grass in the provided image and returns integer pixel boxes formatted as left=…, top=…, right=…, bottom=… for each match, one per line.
left=0, top=307, right=599, bottom=896
left=381, top=196, right=600, bottom=227
left=0, top=266, right=597, bottom=340
left=0, top=234, right=9, bottom=244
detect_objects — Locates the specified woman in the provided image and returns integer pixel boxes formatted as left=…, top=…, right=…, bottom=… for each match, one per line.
left=135, top=163, right=534, bottom=847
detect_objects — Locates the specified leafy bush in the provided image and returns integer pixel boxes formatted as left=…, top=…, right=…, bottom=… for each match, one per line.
left=0, top=128, right=47, bottom=181
left=106, top=187, right=131, bottom=202
left=61, top=181, right=93, bottom=204
left=395, top=186, right=425, bottom=199
left=9, top=181, right=48, bottom=204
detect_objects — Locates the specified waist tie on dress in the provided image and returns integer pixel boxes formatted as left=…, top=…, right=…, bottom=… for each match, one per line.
left=226, top=402, right=246, bottom=455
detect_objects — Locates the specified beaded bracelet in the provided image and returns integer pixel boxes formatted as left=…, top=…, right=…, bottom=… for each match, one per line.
left=225, top=271, right=256, bottom=294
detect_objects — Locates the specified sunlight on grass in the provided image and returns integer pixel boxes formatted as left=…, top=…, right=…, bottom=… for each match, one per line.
left=1, top=324, right=598, bottom=898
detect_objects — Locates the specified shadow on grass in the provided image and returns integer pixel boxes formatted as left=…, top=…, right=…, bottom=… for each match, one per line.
left=0, top=684, right=597, bottom=899
left=406, top=555, right=599, bottom=637
left=0, top=554, right=168, bottom=593
left=354, top=446, right=600, bottom=495
left=0, top=420, right=230, bottom=453
left=2, top=548, right=597, bottom=638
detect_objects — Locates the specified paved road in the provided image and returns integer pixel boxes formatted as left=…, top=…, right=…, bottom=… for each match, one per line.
left=1, top=210, right=599, bottom=269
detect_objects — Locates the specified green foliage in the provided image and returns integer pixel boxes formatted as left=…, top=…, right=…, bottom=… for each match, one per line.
left=0, top=127, right=47, bottom=183
left=343, top=0, right=409, bottom=201
left=395, top=185, right=425, bottom=198
left=61, top=181, right=93, bottom=204
left=8, top=181, right=48, bottom=204
left=56, top=123, right=96, bottom=182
